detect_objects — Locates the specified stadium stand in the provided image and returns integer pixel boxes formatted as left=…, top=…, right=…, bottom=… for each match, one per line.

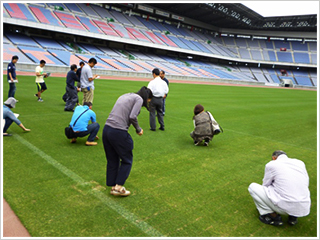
left=3, top=43, right=35, bottom=64
left=293, top=52, right=310, bottom=64
left=4, top=3, right=37, bottom=22
left=154, top=32, right=178, bottom=47
left=29, top=6, right=63, bottom=27
left=109, top=10, right=133, bottom=26
left=277, top=52, right=293, bottom=63
left=109, top=23, right=136, bottom=39
left=5, top=32, right=39, bottom=47
left=77, top=3, right=100, bottom=17
left=92, top=20, right=119, bottom=37
left=76, top=16, right=104, bottom=34
left=126, top=27, right=152, bottom=42
left=64, top=3, right=84, bottom=14
left=54, top=11, right=86, bottom=30
left=33, top=37, right=66, bottom=50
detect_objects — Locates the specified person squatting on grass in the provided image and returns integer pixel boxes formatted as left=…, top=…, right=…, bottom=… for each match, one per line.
left=64, top=64, right=80, bottom=112
left=69, top=102, right=100, bottom=146
left=103, top=86, right=153, bottom=196
left=248, top=150, right=311, bottom=226
left=35, top=60, right=48, bottom=102
left=7, top=55, right=19, bottom=99
left=80, top=58, right=98, bottom=104
left=190, top=104, right=221, bottom=146
left=147, top=68, right=169, bottom=131
left=3, top=97, right=30, bottom=136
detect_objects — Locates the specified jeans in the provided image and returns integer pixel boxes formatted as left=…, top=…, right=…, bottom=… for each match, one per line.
left=103, top=125, right=133, bottom=186
left=8, top=82, right=16, bottom=98
left=73, top=122, right=100, bottom=142
left=3, top=118, right=14, bottom=133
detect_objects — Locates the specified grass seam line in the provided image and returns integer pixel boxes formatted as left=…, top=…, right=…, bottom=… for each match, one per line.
left=13, top=134, right=164, bottom=237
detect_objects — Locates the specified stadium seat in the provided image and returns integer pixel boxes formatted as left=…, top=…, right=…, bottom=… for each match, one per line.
left=5, top=33, right=39, bottom=47
left=47, top=49, right=73, bottom=66
left=310, top=53, right=317, bottom=64
left=114, top=59, right=149, bottom=73
left=90, top=4, right=116, bottom=20
left=18, top=46, right=66, bottom=66
left=29, top=6, right=63, bottom=27
left=277, top=52, right=293, bottom=63
left=274, top=40, right=291, bottom=50
left=92, top=20, right=119, bottom=37
left=109, top=23, right=136, bottom=39
left=293, top=52, right=310, bottom=64
left=268, top=51, right=277, bottom=61
left=153, top=32, right=178, bottom=47
left=125, top=15, right=146, bottom=28
left=291, top=41, right=308, bottom=51
left=76, top=16, right=104, bottom=34
left=239, top=48, right=252, bottom=59
left=33, top=37, right=66, bottom=50
left=109, top=10, right=133, bottom=26
left=3, top=43, right=35, bottom=64
left=140, top=30, right=165, bottom=45
left=54, top=11, right=86, bottom=30
left=294, top=76, right=313, bottom=86
left=64, top=3, right=84, bottom=14
left=167, top=35, right=190, bottom=50
left=76, top=43, right=105, bottom=55
left=250, top=50, right=263, bottom=60
left=4, top=3, right=37, bottom=22
left=125, top=27, right=152, bottom=42
left=76, top=54, right=116, bottom=70
left=77, top=3, right=100, bottom=17
left=97, top=57, right=133, bottom=71
left=235, top=38, right=247, bottom=47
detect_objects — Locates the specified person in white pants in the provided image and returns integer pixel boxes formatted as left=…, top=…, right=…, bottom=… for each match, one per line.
left=248, top=150, right=311, bottom=226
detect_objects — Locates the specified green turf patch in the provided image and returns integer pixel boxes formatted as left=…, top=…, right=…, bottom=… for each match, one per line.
left=2, top=75, right=317, bottom=237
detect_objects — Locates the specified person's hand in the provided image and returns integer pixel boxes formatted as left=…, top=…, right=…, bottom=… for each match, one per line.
left=24, top=128, right=31, bottom=132
left=94, top=74, right=98, bottom=79
left=137, top=129, right=143, bottom=136
left=77, top=88, right=81, bottom=92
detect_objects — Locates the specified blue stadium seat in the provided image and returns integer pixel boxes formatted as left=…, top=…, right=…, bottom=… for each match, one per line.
left=90, top=4, right=115, bottom=20
left=76, top=16, right=103, bottom=34
left=29, top=5, right=63, bottom=27
left=293, top=52, right=310, bottom=64
left=274, top=40, right=290, bottom=50
left=235, top=38, right=247, bottom=47
left=126, top=27, right=152, bottom=42
left=125, top=15, right=146, bottom=28
left=47, top=49, right=73, bottom=65
left=64, top=3, right=84, bottom=14
left=251, top=50, right=263, bottom=60
left=291, top=41, right=308, bottom=51
left=310, top=54, right=317, bottom=64
left=140, top=30, right=165, bottom=45
left=190, top=41, right=211, bottom=53
left=3, top=43, right=35, bottom=64
left=76, top=54, right=116, bottom=70
left=18, top=46, right=66, bottom=66
left=295, top=76, right=313, bottom=86
left=154, top=32, right=178, bottom=47
left=5, top=33, right=39, bottom=47
left=109, top=23, right=136, bottom=39
left=277, top=52, right=293, bottom=62
left=77, top=3, right=100, bottom=17
left=4, top=3, right=37, bottom=22
left=268, top=51, right=277, bottom=61
left=33, top=37, right=65, bottom=50
left=265, top=41, right=274, bottom=49
left=76, top=43, right=105, bottom=55
left=270, top=74, right=280, bottom=83
left=223, top=37, right=236, bottom=46
left=109, top=10, right=133, bottom=26
left=239, top=48, right=251, bottom=59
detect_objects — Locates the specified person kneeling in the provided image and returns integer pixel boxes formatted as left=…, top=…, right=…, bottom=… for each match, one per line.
left=69, top=102, right=99, bottom=146
left=190, top=104, right=221, bottom=146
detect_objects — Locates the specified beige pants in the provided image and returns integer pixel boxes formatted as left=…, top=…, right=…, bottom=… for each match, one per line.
left=81, top=88, right=94, bottom=104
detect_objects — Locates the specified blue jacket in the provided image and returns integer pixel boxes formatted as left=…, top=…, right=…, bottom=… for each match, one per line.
left=3, top=105, right=21, bottom=125
left=69, top=105, right=96, bottom=132
left=66, top=70, right=79, bottom=89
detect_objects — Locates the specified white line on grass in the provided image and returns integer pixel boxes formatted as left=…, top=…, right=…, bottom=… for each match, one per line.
left=13, top=134, right=164, bottom=237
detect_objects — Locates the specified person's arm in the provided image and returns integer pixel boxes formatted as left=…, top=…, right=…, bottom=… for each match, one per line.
left=6, top=111, right=30, bottom=131
left=129, top=98, right=143, bottom=134
left=8, top=72, right=14, bottom=82
left=90, top=111, right=96, bottom=123
left=19, top=123, right=30, bottom=131
left=262, top=163, right=275, bottom=187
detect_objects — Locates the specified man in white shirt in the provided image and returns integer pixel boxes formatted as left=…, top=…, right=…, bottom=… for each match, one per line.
left=34, top=60, right=48, bottom=102
left=248, top=150, right=311, bottom=226
left=80, top=58, right=98, bottom=104
left=147, top=68, right=169, bottom=131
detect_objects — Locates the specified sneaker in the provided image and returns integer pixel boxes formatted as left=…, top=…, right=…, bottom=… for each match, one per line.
left=194, top=141, right=200, bottom=146
left=38, top=98, right=43, bottom=102
left=15, top=99, right=19, bottom=102
left=259, top=213, right=283, bottom=226
left=70, top=138, right=77, bottom=143
left=34, top=94, right=38, bottom=97
left=64, top=108, right=74, bottom=112
left=3, top=133, right=12, bottom=137
left=111, top=187, right=131, bottom=196
left=288, top=216, right=298, bottom=226
left=204, top=141, right=209, bottom=146
left=85, top=141, right=97, bottom=146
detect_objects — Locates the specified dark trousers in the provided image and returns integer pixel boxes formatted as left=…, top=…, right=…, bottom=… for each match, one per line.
left=162, top=98, right=166, bottom=114
left=8, top=83, right=16, bottom=98
left=149, top=97, right=164, bottom=130
left=3, top=118, right=14, bottom=133
left=103, top=125, right=133, bottom=186
left=65, top=86, right=78, bottom=110
left=73, top=122, right=100, bottom=142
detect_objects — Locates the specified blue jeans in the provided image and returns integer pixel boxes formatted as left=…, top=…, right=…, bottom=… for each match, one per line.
left=3, top=118, right=14, bottom=133
left=8, top=83, right=16, bottom=98
left=103, top=125, right=133, bottom=186
left=73, top=122, right=100, bottom=142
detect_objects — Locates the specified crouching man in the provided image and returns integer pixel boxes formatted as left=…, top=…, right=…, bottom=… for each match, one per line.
left=69, top=102, right=99, bottom=146
left=248, top=150, right=311, bottom=226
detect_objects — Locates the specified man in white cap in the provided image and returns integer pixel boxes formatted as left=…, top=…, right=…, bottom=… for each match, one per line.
left=3, top=97, right=30, bottom=136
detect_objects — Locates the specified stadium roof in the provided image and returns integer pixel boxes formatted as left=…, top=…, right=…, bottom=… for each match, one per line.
left=140, top=3, right=317, bottom=32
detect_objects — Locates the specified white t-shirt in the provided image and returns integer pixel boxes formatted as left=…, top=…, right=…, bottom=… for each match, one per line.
left=147, top=76, right=169, bottom=97
left=35, top=66, right=45, bottom=83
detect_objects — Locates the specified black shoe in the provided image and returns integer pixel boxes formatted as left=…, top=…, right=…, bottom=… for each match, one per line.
left=288, top=215, right=298, bottom=226
left=34, top=93, right=38, bottom=97
left=3, top=133, right=12, bottom=137
left=194, top=141, right=200, bottom=146
left=150, top=128, right=156, bottom=131
left=64, top=108, right=74, bottom=112
left=159, top=127, right=165, bottom=131
left=259, top=213, right=283, bottom=226
left=204, top=141, right=209, bottom=146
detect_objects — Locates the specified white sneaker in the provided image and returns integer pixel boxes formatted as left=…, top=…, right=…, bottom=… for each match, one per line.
left=111, top=187, right=131, bottom=196
left=38, top=98, right=43, bottom=102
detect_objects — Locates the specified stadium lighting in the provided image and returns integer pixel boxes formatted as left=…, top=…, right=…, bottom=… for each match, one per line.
left=187, top=56, right=193, bottom=59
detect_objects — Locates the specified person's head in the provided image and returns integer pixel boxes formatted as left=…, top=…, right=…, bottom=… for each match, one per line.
left=272, top=150, right=287, bottom=160
left=83, top=102, right=93, bottom=109
left=160, top=70, right=165, bottom=79
left=152, top=68, right=160, bottom=78
left=136, top=86, right=153, bottom=111
left=70, top=64, right=77, bottom=72
left=12, top=55, right=19, bottom=64
left=4, top=97, right=17, bottom=108
left=88, top=58, right=97, bottom=68
left=79, top=61, right=85, bottom=68
left=194, top=104, right=204, bottom=115
left=40, top=60, right=46, bottom=67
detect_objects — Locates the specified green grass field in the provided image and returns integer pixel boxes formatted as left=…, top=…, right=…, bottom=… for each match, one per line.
left=2, top=75, right=317, bottom=237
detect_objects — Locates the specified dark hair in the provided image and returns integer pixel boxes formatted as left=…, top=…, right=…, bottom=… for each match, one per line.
left=40, top=60, right=46, bottom=64
left=272, top=150, right=287, bottom=158
left=194, top=104, right=204, bottom=115
left=12, top=55, right=19, bottom=61
left=160, top=70, right=165, bottom=75
left=136, top=86, right=153, bottom=110
left=79, top=61, right=85, bottom=66
left=70, top=64, right=77, bottom=71
left=152, top=68, right=160, bottom=76
left=88, top=58, right=97, bottom=64
left=83, top=102, right=92, bottom=107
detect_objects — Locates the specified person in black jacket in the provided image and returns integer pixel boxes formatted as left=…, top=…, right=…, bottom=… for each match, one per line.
left=64, top=64, right=80, bottom=112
